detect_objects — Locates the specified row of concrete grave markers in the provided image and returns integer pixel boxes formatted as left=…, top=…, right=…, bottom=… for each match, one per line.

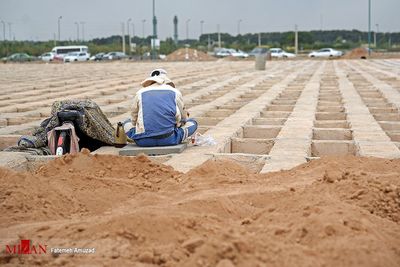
left=0, top=63, right=251, bottom=135
left=259, top=61, right=325, bottom=173
left=341, top=61, right=400, bottom=151
left=334, top=61, right=400, bottom=158
left=166, top=61, right=318, bottom=173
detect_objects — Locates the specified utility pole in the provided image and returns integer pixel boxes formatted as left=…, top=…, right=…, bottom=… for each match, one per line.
left=186, top=19, right=190, bottom=41
left=237, top=19, right=242, bottom=35
left=173, top=16, right=178, bottom=44
left=80, top=22, right=85, bottom=41
left=375, top=23, right=379, bottom=48
left=142, top=19, right=146, bottom=38
left=75, top=22, right=79, bottom=41
left=1, top=20, right=5, bottom=41
left=368, top=0, right=371, bottom=56
left=121, top=22, right=125, bottom=54
left=127, top=18, right=132, bottom=54
left=7, top=22, right=12, bottom=40
left=58, top=16, right=62, bottom=42
left=258, top=33, right=261, bottom=46
left=295, top=24, right=298, bottom=55
left=217, top=24, right=221, bottom=48
left=200, top=20, right=204, bottom=37
left=132, top=23, right=135, bottom=38
left=152, top=0, right=157, bottom=60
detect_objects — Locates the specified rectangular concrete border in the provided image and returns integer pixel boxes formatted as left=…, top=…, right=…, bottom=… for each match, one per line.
left=334, top=61, right=400, bottom=158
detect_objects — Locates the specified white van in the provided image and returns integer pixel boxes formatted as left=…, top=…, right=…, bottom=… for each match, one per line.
left=51, top=45, right=89, bottom=60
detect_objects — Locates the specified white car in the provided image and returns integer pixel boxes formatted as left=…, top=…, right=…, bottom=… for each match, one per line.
left=270, top=48, right=296, bottom=58
left=308, top=48, right=343, bottom=58
left=63, top=52, right=90, bottom=62
left=215, top=48, right=231, bottom=57
left=215, top=48, right=248, bottom=58
left=102, top=52, right=127, bottom=60
left=39, top=52, right=55, bottom=62
left=230, top=49, right=249, bottom=58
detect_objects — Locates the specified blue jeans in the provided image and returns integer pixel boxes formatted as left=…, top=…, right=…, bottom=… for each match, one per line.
left=125, top=119, right=198, bottom=147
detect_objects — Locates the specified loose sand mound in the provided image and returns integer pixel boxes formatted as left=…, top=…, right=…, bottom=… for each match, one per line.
left=166, top=48, right=216, bottom=61
left=0, top=154, right=399, bottom=266
left=0, top=149, right=180, bottom=224
left=343, top=48, right=370, bottom=59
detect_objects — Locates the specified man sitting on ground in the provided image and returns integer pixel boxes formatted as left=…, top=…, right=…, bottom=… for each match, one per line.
left=123, top=68, right=197, bottom=147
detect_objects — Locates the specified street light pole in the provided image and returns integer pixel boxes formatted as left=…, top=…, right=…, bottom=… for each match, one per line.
left=217, top=24, right=221, bottom=48
left=152, top=0, right=158, bottom=60
left=200, top=20, right=204, bottom=37
left=58, top=16, right=62, bottom=42
left=121, top=22, right=125, bottom=54
left=142, top=19, right=146, bottom=38
left=295, top=24, right=298, bottom=55
left=127, top=18, right=132, bottom=54
left=375, top=23, right=379, bottom=48
left=1, top=20, right=5, bottom=41
left=237, top=19, right=242, bottom=35
left=368, top=0, right=371, bottom=56
left=186, top=19, right=190, bottom=41
left=75, top=22, right=79, bottom=41
left=80, top=22, right=85, bottom=41
left=7, top=22, right=12, bottom=40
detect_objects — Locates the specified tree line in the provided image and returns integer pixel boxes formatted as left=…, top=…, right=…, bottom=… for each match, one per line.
left=1, top=30, right=399, bottom=57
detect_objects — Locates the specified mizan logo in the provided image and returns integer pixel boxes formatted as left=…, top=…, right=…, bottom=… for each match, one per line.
left=5, top=240, right=47, bottom=255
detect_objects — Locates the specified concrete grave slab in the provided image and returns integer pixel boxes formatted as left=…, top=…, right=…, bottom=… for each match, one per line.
left=119, top=143, right=187, bottom=156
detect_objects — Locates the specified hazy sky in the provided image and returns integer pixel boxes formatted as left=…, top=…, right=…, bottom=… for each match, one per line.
left=0, top=0, right=399, bottom=41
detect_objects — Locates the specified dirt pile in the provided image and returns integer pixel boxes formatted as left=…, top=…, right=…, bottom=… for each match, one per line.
left=0, top=155, right=399, bottom=266
left=0, top=150, right=180, bottom=224
left=166, top=48, right=216, bottom=61
left=343, top=47, right=370, bottom=59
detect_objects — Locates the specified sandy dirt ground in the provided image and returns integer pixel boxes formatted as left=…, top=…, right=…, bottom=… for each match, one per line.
left=0, top=151, right=399, bottom=266
left=0, top=59, right=400, bottom=266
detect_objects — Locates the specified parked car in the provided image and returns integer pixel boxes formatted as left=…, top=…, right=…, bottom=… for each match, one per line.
left=215, top=48, right=249, bottom=58
left=90, top=53, right=105, bottom=61
left=308, top=48, right=343, bottom=58
left=1, top=53, right=36, bottom=62
left=215, top=48, right=231, bottom=57
left=63, top=52, right=90, bottom=62
left=270, top=48, right=296, bottom=58
left=230, top=49, right=249, bottom=58
left=39, top=52, right=55, bottom=62
left=248, top=47, right=268, bottom=57
left=102, top=52, right=127, bottom=60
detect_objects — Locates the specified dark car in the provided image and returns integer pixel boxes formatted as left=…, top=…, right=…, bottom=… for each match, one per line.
left=1, top=53, right=36, bottom=62
left=102, top=52, right=127, bottom=60
left=248, top=47, right=268, bottom=57
left=90, top=53, right=105, bottom=61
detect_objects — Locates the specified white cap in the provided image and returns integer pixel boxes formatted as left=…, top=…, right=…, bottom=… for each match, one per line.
left=141, top=68, right=175, bottom=88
